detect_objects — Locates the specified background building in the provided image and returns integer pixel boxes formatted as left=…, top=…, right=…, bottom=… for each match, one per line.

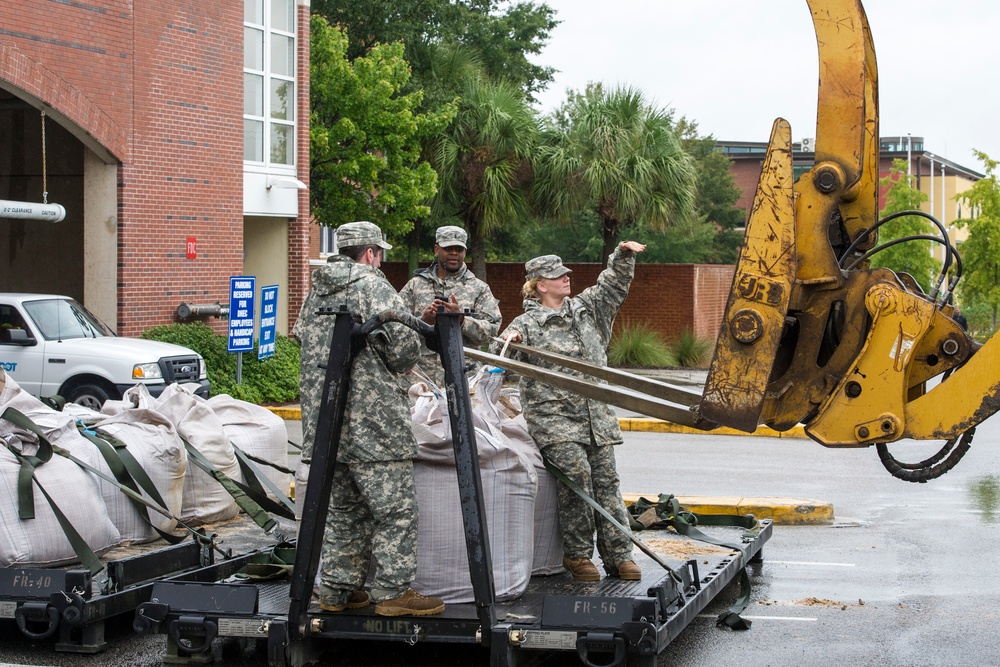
left=719, top=136, right=983, bottom=265
left=0, top=0, right=311, bottom=336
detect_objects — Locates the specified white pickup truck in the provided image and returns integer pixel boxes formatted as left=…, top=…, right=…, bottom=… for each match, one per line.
left=0, top=293, right=210, bottom=408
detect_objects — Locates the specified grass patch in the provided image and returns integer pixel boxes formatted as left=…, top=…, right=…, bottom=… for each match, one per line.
left=609, top=323, right=677, bottom=368
left=672, top=328, right=712, bottom=368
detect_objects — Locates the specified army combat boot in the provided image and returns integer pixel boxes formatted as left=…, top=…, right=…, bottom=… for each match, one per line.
left=374, top=589, right=445, bottom=617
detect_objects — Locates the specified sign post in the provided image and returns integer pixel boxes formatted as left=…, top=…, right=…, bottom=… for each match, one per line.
left=258, top=285, right=279, bottom=361
left=228, top=276, right=256, bottom=384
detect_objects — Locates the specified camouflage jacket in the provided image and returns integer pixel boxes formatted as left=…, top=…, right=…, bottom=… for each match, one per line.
left=399, top=261, right=502, bottom=374
left=293, top=255, right=420, bottom=464
left=493, top=247, right=636, bottom=448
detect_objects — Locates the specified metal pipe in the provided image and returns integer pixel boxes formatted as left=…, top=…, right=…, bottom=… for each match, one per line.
left=0, top=199, right=66, bottom=222
left=177, top=302, right=230, bottom=318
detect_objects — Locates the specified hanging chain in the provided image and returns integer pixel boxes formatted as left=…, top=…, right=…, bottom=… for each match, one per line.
left=41, top=110, right=48, bottom=204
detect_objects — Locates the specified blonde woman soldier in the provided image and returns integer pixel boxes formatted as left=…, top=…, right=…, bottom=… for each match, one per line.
left=493, top=241, right=646, bottom=582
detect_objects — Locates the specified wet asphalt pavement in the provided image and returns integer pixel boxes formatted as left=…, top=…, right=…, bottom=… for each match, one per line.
left=2, top=414, right=1000, bottom=666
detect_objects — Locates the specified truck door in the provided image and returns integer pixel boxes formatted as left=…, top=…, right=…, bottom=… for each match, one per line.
left=0, top=301, right=46, bottom=396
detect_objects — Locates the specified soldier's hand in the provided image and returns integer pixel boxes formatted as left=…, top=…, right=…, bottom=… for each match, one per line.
left=502, top=330, right=523, bottom=344
left=421, top=303, right=437, bottom=325
left=441, top=294, right=461, bottom=314
left=619, top=241, right=646, bottom=253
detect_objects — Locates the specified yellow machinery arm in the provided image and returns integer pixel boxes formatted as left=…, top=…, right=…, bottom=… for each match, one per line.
left=475, top=0, right=1000, bottom=480
left=702, top=0, right=1000, bottom=448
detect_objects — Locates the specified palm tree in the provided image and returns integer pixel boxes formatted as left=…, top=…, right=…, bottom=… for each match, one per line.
left=430, top=77, right=538, bottom=280
left=533, top=86, right=697, bottom=262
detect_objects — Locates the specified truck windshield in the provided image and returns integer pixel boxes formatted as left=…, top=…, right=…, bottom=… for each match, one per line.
left=22, top=298, right=116, bottom=341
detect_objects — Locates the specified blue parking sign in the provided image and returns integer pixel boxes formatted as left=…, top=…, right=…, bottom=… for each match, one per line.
left=258, top=284, right=278, bottom=360
left=228, top=276, right=256, bottom=353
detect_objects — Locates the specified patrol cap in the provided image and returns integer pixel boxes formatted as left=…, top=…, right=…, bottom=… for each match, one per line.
left=525, top=254, right=572, bottom=280
left=336, top=221, right=392, bottom=250
left=435, top=225, right=468, bottom=249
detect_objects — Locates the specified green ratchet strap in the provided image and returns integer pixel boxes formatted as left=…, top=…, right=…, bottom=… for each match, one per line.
left=0, top=407, right=103, bottom=575
left=1, top=407, right=54, bottom=520
left=543, top=461, right=683, bottom=583
left=232, top=446, right=296, bottom=518
left=75, top=425, right=186, bottom=545
left=181, top=439, right=292, bottom=534
left=630, top=493, right=760, bottom=630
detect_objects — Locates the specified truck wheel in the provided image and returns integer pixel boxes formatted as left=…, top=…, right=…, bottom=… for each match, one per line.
left=66, top=383, right=113, bottom=410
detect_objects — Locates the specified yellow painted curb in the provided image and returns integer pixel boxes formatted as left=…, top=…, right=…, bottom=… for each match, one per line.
left=622, top=493, right=833, bottom=526
left=264, top=406, right=806, bottom=439
left=619, top=417, right=807, bottom=438
left=267, top=406, right=302, bottom=420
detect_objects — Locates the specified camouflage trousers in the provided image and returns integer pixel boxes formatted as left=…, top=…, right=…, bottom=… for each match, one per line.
left=542, top=439, right=633, bottom=569
left=320, top=460, right=417, bottom=602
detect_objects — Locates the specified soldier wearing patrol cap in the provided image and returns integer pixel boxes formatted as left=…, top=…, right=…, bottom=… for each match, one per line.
left=293, top=220, right=445, bottom=617
left=494, top=241, right=648, bottom=583
left=399, top=225, right=501, bottom=387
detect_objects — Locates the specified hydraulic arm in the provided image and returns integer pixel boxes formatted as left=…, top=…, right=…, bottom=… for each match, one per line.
left=483, top=0, right=1000, bottom=480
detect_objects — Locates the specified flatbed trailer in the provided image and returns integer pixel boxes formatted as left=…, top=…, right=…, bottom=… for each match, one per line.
left=132, top=307, right=770, bottom=666
left=0, top=511, right=294, bottom=654
left=138, top=520, right=768, bottom=666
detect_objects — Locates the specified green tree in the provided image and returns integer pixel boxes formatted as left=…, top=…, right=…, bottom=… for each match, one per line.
left=873, top=158, right=938, bottom=293
left=954, top=150, right=1000, bottom=335
left=309, top=16, right=454, bottom=238
left=429, top=77, right=538, bottom=281
left=671, top=117, right=745, bottom=263
left=311, top=0, right=557, bottom=98
left=532, top=86, right=697, bottom=263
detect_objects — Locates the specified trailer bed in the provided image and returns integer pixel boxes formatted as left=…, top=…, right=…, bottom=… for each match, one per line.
left=139, top=520, right=770, bottom=666
left=0, top=513, right=294, bottom=653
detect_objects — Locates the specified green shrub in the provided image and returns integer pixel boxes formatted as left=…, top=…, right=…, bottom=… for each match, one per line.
left=609, top=323, right=677, bottom=367
left=671, top=328, right=712, bottom=368
left=141, top=322, right=300, bottom=403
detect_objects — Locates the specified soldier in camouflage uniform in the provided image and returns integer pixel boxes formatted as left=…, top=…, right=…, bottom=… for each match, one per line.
left=399, top=225, right=501, bottom=388
left=293, top=221, right=445, bottom=616
left=493, top=242, right=647, bottom=582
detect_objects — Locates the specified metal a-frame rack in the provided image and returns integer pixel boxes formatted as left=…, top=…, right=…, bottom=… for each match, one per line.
left=133, top=307, right=770, bottom=666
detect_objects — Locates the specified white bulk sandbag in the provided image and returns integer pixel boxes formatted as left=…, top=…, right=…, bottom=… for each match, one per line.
left=0, top=372, right=121, bottom=566
left=84, top=409, right=187, bottom=542
left=499, top=411, right=565, bottom=575
left=153, top=384, right=241, bottom=524
left=478, top=384, right=565, bottom=576
left=207, top=395, right=290, bottom=501
left=411, top=386, right=537, bottom=603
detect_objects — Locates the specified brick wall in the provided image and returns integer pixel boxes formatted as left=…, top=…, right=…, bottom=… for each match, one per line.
left=118, top=1, right=244, bottom=335
left=286, top=3, right=312, bottom=333
left=2, top=1, right=313, bottom=337
left=382, top=262, right=735, bottom=349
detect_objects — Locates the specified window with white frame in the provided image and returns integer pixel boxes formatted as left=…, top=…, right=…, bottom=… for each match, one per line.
left=244, top=0, right=296, bottom=167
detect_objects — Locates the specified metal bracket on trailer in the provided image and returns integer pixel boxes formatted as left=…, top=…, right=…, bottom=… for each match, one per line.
left=135, top=581, right=260, bottom=664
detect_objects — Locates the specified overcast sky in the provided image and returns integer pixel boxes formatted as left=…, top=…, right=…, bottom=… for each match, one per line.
left=531, top=0, right=999, bottom=172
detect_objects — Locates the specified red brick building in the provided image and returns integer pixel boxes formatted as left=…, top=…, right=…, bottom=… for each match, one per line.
left=718, top=136, right=982, bottom=264
left=0, top=0, right=311, bottom=336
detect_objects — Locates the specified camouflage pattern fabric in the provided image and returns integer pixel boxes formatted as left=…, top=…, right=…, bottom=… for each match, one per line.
left=320, top=460, right=417, bottom=602
left=293, top=255, right=419, bottom=464
left=492, top=246, right=637, bottom=567
left=399, top=261, right=501, bottom=385
left=542, top=440, right=633, bottom=566
left=493, top=246, right=636, bottom=448
left=294, top=254, right=422, bottom=604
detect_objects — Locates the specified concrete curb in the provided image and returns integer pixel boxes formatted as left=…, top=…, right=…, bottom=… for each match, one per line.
left=266, top=406, right=807, bottom=439
left=622, top=493, right=834, bottom=526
